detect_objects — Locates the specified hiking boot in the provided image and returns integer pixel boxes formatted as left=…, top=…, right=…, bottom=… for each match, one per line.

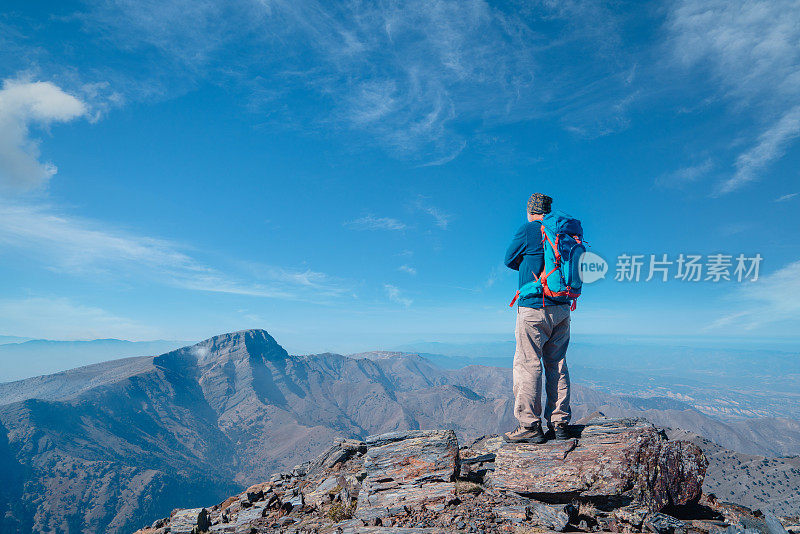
left=553, top=423, right=571, bottom=440
left=503, top=422, right=545, bottom=444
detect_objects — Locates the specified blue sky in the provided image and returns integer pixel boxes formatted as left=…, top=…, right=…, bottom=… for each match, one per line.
left=0, top=0, right=799, bottom=354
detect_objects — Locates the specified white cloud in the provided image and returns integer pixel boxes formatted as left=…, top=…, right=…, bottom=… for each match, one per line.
left=398, top=265, right=417, bottom=275
left=0, top=201, right=347, bottom=300
left=668, top=0, right=800, bottom=193
left=344, top=215, right=407, bottom=231
left=775, top=192, right=799, bottom=202
left=0, top=297, right=159, bottom=340
left=706, top=260, right=800, bottom=332
left=484, top=265, right=502, bottom=289
left=0, top=78, right=88, bottom=191
left=668, top=0, right=800, bottom=104
left=414, top=198, right=452, bottom=229
left=656, top=159, right=713, bottom=188
left=384, top=284, right=412, bottom=307
left=719, top=105, right=800, bottom=194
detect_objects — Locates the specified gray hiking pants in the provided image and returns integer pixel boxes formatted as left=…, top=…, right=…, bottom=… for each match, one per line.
left=513, top=304, right=571, bottom=427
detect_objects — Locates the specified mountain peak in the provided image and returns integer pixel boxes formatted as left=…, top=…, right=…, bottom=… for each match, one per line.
left=184, top=329, right=289, bottom=365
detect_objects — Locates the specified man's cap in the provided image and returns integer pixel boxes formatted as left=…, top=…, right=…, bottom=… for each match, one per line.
left=527, top=193, right=552, bottom=215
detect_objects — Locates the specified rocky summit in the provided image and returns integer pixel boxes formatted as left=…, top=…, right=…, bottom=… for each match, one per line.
left=133, top=415, right=796, bottom=534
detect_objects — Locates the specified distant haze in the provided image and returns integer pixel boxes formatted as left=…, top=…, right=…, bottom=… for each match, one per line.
left=0, top=338, right=192, bottom=382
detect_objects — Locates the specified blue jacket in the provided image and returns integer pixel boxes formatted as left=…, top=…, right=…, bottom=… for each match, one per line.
left=504, top=221, right=562, bottom=308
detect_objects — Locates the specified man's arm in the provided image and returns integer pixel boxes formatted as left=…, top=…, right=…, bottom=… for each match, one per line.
left=504, top=224, right=527, bottom=271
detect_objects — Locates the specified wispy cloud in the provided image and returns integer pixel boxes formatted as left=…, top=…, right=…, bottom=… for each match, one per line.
left=775, top=192, right=799, bottom=202
left=384, top=284, right=412, bottom=307
left=344, top=215, right=406, bottom=231
left=719, top=105, right=800, bottom=194
left=656, top=159, right=713, bottom=188
left=50, top=0, right=637, bottom=162
left=72, top=0, right=539, bottom=161
left=484, top=265, right=501, bottom=289
left=398, top=265, right=417, bottom=275
left=706, top=260, right=800, bottom=332
left=668, top=0, right=800, bottom=104
left=414, top=197, right=452, bottom=229
left=0, top=201, right=348, bottom=300
left=668, top=0, right=800, bottom=193
left=0, top=78, right=88, bottom=191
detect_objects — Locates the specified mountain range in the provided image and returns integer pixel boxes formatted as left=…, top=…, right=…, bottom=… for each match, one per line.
left=0, top=329, right=797, bottom=533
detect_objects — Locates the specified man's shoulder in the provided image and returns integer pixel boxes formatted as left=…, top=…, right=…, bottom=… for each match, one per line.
left=519, top=220, right=543, bottom=233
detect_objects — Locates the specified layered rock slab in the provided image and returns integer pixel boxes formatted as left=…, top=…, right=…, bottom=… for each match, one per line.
left=493, top=416, right=707, bottom=511
left=354, top=429, right=459, bottom=520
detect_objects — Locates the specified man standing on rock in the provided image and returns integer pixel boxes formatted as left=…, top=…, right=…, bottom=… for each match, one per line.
left=502, top=193, right=571, bottom=443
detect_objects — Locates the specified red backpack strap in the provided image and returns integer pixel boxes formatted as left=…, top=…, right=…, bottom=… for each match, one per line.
left=540, top=225, right=561, bottom=264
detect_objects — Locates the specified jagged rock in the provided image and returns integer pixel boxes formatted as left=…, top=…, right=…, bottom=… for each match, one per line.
left=712, top=524, right=763, bottom=534
left=460, top=452, right=496, bottom=464
left=613, top=504, right=651, bottom=529
left=282, top=490, right=304, bottom=511
left=235, top=504, right=265, bottom=526
left=208, top=524, right=236, bottom=533
left=529, top=501, right=575, bottom=531
left=762, top=511, right=790, bottom=534
left=492, top=505, right=528, bottom=523
left=306, top=438, right=367, bottom=478
left=493, top=416, right=707, bottom=511
left=360, top=429, right=458, bottom=484
left=458, top=451, right=496, bottom=482
left=642, top=512, right=688, bottom=534
left=306, top=475, right=339, bottom=505
left=703, top=497, right=784, bottom=534
left=170, top=507, right=210, bottom=534
left=337, top=526, right=437, bottom=534
left=685, top=519, right=730, bottom=533
left=354, top=429, right=458, bottom=520
left=305, top=473, right=360, bottom=509
left=364, top=429, right=450, bottom=448
left=243, top=482, right=268, bottom=503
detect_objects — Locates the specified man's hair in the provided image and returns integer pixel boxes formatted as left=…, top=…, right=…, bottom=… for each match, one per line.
left=527, top=193, right=553, bottom=215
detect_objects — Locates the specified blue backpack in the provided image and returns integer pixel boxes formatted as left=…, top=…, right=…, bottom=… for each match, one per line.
left=510, top=210, right=586, bottom=310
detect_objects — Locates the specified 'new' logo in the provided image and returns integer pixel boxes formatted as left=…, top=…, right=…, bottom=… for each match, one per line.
left=579, top=252, right=607, bottom=284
